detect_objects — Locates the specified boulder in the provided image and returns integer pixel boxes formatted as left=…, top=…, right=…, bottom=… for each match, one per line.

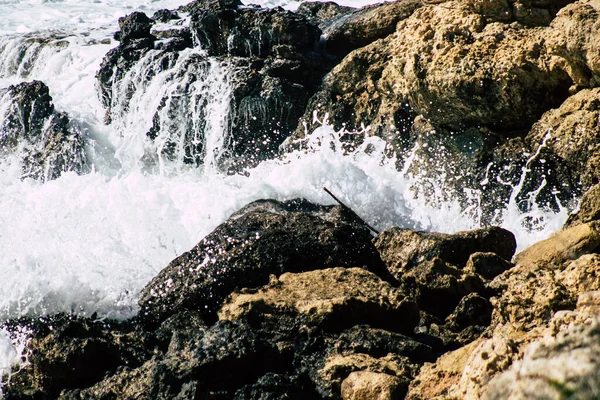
left=512, top=222, right=600, bottom=267
left=139, top=199, right=390, bottom=326
left=115, top=11, right=154, bottom=43
left=464, top=252, right=514, bottom=280
left=402, top=258, right=486, bottom=319
left=59, top=319, right=284, bottom=399
left=297, top=1, right=573, bottom=142
left=374, top=226, right=516, bottom=276
left=547, top=1, right=600, bottom=88
left=218, top=267, right=419, bottom=335
left=0, top=80, right=88, bottom=181
left=296, top=1, right=356, bottom=26
left=1, top=314, right=156, bottom=399
left=317, top=353, right=417, bottom=399
left=319, top=0, right=424, bottom=57
left=332, top=325, right=433, bottom=362
left=405, top=338, right=484, bottom=400
left=465, top=0, right=575, bottom=26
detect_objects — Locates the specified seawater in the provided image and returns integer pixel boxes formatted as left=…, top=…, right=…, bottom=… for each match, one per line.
left=0, top=0, right=571, bottom=387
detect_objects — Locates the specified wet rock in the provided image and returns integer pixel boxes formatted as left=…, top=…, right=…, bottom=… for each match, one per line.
left=97, top=3, right=331, bottom=171
left=139, top=199, right=390, bottom=326
left=465, top=252, right=514, bottom=280
left=0, top=80, right=88, bottom=181
left=115, top=11, right=154, bottom=43
left=374, top=226, right=516, bottom=276
left=2, top=314, right=156, bottom=400
left=219, top=267, right=419, bottom=335
left=190, top=6, right=321, bottom=58
left=565, top=184, right=600, bottom=228
left=60, top=319, right=284, bottom=399
left=234, top=373, right=319, bottom=400
left=296, top=1, right=356, bottom=26
left=152, top=9, right=181, bottom=23
left=332, top=325, right=433, bottom=362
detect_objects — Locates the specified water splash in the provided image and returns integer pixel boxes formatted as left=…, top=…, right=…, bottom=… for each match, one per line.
left=108, top=48, right=233, bottom=175
left=0, top=325, right=30, bottom=396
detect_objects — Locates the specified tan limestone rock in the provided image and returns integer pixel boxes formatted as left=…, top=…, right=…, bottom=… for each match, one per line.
left=218, top=267, right=419, bottom=334
left=341, top=370, right=406, bottom=400
left=512, top=222, right=600, bottom=267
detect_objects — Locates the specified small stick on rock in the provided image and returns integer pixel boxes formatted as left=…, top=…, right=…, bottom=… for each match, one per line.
left=323, top=187, right=380, bottom=234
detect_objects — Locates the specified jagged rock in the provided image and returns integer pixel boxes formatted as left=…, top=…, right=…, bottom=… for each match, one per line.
left=332, top=326, right=433, bottom=362
left=0, top=80, right=88, bottom=181
left=190, top=6, right=321, bottom=58
left=59, top=320, right=284, bottom=399
left=319, top=0, right=423, bottom=57
left=115, top=11, right=154, bottom=43
left=97, top=4, right=331, bottom=171
left=405, top=338, right=483, bottom=400
left=464, top=252, right=514, bottom=280
left=374, top=226, right=516, bottom=276
left=296, top=1, right=356, bottom=26
left=513, top=222, right=600, bottom=267
left=152, top=9, right=181, bottom=23
left=218, top=267, right=419, bottom=335
left=483, top=318, right=600, bottom=400
left=445, top=293, right=493, bottom=332
left=547, top=1, right=600, bottom=88
left=234, top=373, right=319, bottom=400
left=565, top=184, right=600, bottom=228
left=2, top=314, right=156, bottom=400
left=297, top=1, right=573, bottom=141
left=341, top=370, right=407, bottom=400
left=402, top=258, right=486, bottom=319
left=139, top=199, right=390, bottom=326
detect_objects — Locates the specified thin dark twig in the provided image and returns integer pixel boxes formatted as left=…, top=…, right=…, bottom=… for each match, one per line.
left=323, top=187, right=380, bottom=234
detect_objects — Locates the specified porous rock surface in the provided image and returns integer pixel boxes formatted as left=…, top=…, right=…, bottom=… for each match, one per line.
left=218, top=267, right=419, bottom=334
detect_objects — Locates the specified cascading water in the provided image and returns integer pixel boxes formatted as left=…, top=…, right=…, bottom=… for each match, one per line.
left=0, top=0, right=574, bottom=391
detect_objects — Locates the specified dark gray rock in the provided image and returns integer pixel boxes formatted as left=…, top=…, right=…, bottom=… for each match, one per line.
left=1, top=314, right=156, bottom=400
left=115, top=11, right=154, bottom=43
left=0, top=80, right=88, bottom=181
left=139, top=198, right=392, bottom=326
left=97, top=3, right=332, bottom=172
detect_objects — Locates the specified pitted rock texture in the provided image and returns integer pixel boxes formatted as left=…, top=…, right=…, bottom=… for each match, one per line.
left=218, top=267, right=420, bottom=334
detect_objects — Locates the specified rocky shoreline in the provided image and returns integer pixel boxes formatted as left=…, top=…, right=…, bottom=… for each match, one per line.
left=3, top=0, right=600, bottom=398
